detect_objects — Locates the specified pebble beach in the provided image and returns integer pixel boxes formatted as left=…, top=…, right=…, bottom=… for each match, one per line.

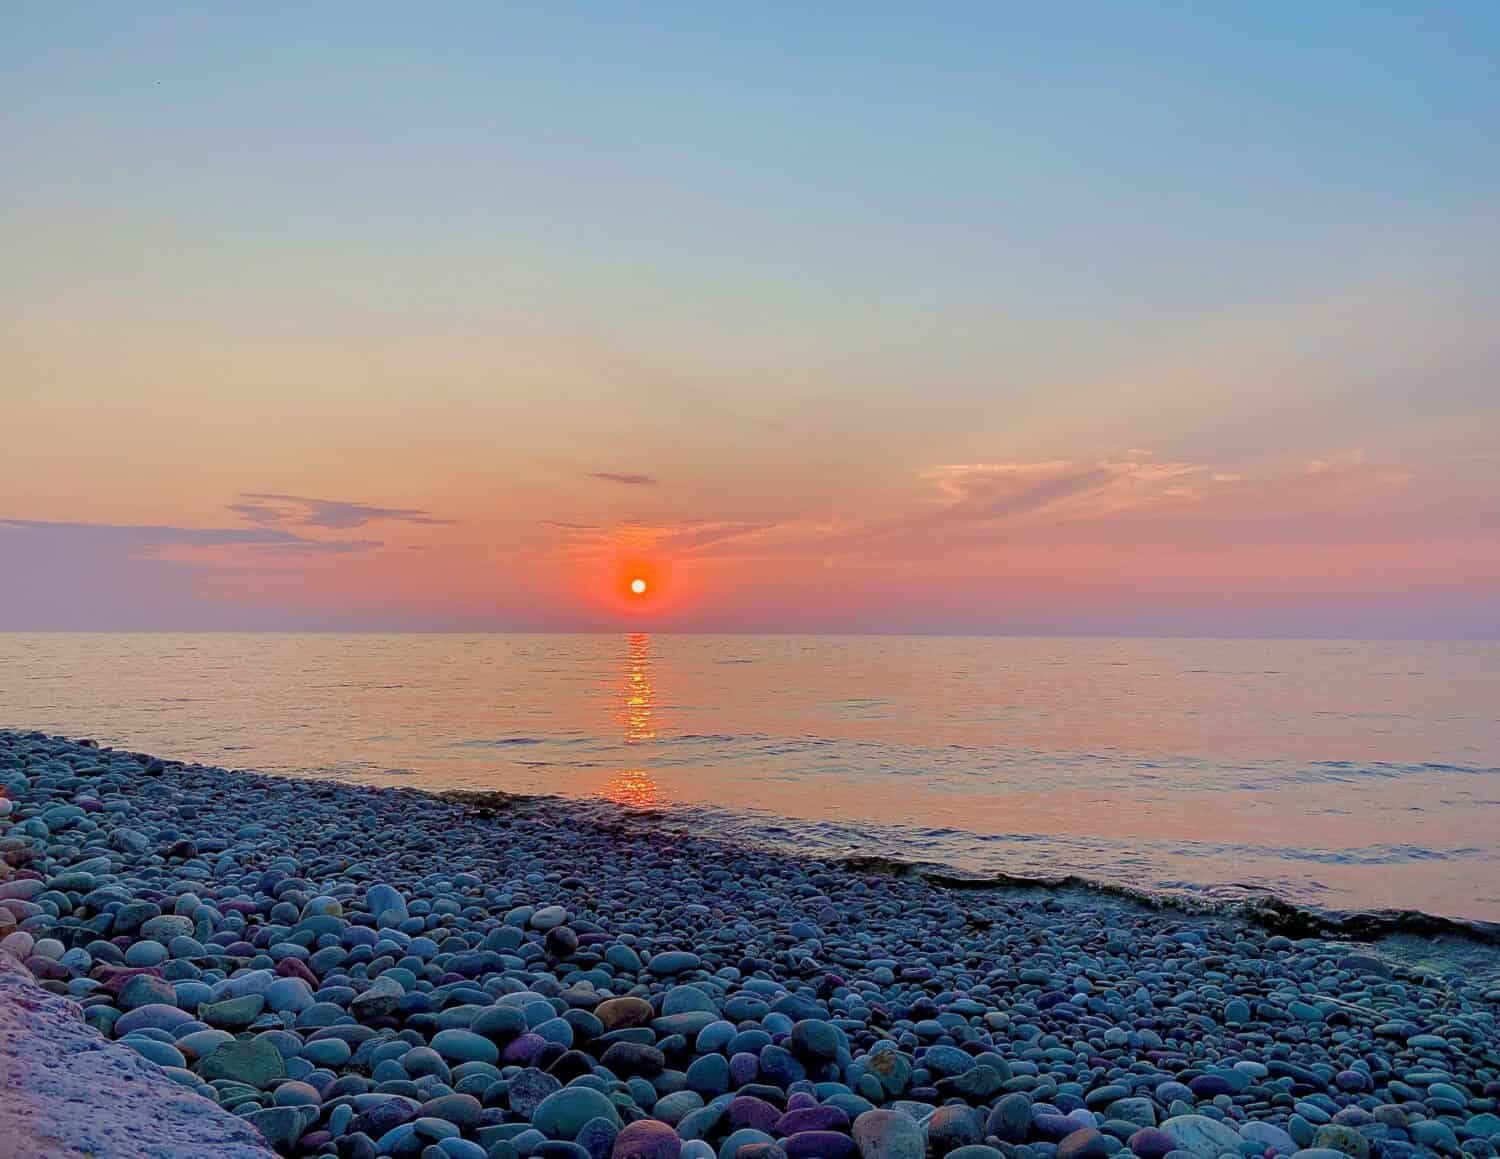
left=2, top=729, right=1498, bottom=1159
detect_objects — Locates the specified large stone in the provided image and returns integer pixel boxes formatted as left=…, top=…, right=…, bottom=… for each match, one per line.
left=1057, top=1130, right=1110, bottom=1159
left=789, top=1019, right=840, bottom=1059
left=114, top=1003, right=194, bottom=1036
left=534, top=1087, right=624, bottom=1139
left=580, top=1117, right=623, bottom=1159
left=1240, top=1123, right=1295, bottom=1156
left=243, top=1106, right=318, bottom=1150
left=783, top=1133, right=857, bottom=1159
left=531, top=905, right=570, bottom=929
left=647, top=951, right=702, bottom=976
left=1159, top=1116, right=1244, bottom=1159
left=720, top=1130, right=777, bottom=1159
left=264, top=976, right=315, bottom=1014
left=509, top=1068, right=563, bottom=1119
left=775, top=1108, right=851, bottom=1136
left=350, top=974, right=404, bottom=1019
left=365, top=883, right=409, bottom=922
left=201, top=993, right=266, bottom=1030
left=421, top=1093, right=483, bottom=1131
left=861, top=1047, right=911, bottom=1097
left=852, top=1110, right=925, bottom=1159
left=118, top=973, right=177, bottom=1011
left=1105, top=1099, right=1156, bottom=1129
left=596, top=997, right=654, bottom=1031
left=985, top=1094, right=1033, bottom=1144
left=1311, top=1126, right=1369, bottom=1159
left=473, top=1004, right=529, bottom=1040
left=350, top=1097, right=420, bottom=1138
left=600, top=1041, right=665, bottom=1077
left=1126, top=1129, right=1177, bottom=1159
left=926, top=1106, right=981, bottom=1157
left=658, top=986, right=716, bottom=1019
left=431, top=1028, right=500, bottom=1064
left=140, top=914, right=194, bottom=941
left=197, top=1038, right=287, bottom=1089
left=614, top=1119, right=683, bottom=1159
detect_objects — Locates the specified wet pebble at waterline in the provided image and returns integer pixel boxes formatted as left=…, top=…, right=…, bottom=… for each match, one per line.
left=1, top=730, right=1498, bottom=1159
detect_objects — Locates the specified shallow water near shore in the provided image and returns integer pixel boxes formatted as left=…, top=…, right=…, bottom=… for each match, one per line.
left=3, top=632, right=1497, bottom=922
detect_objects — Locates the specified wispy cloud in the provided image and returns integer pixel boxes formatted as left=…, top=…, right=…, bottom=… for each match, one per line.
left=541, top=517, right=773, bottom=555
left=588, top=472, right=659, bottom=487
left=537, top=448, right=1480, bottom=565
left=0, top=518, right=380, bottom=555
left=1304, top=450, right=1367, bottom=475
left=921, top=453, right=1219, bottom=521
left=230, top=493, right=452, bottom=530
left=242, top=536, right=382, bottom=555
left=655, top=520, right=772, bottom=551
left=874, top=449, right=1458, bottom=555
left=812, top=452, right=1228, bottom=556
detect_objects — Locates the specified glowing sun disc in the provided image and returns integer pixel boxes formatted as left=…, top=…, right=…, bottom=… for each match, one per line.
left=629, top=578, right=648, bottom=595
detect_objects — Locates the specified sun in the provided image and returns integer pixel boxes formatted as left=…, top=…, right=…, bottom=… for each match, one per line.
left=629, top=577, right=648, bottom=596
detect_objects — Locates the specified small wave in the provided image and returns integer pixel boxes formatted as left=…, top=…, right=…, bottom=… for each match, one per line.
left=1309, top=759, right=1500, bottom=777
left=448, top=737, right=544, bottom=747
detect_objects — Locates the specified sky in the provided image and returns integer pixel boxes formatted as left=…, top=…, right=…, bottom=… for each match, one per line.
left=2, top=3, right=1498, bottom=635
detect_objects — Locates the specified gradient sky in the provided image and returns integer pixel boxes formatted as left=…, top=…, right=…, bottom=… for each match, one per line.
left=3, top=3, right=1498, bottom=634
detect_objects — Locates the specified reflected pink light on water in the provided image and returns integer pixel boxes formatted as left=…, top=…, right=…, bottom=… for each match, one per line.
left=2, top=633, right=1497, bottom=918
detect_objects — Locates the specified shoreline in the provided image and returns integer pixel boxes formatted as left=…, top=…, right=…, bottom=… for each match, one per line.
left=9, top=634, right=1494, bottom=930
left=433, top=790, right=1500, bottom=952
left=15, top=725, right=1500, bottom=945
left=2, top=729, right=1498, bottom=1158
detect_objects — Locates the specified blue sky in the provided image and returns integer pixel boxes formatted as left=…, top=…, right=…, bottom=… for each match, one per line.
left=3, top=3, right=1498, bottom=632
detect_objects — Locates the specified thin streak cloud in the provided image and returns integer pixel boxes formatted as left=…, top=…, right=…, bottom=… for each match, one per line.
left=0, top=518, right=381, bottom=555
left=230, top=493, right=452, bottom=530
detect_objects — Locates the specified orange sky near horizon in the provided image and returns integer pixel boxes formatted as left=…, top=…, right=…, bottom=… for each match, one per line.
left=3, top=302, right=1497, bottom=633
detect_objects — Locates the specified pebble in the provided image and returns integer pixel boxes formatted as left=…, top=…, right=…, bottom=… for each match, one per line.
left=1159, top=1116, right=1245, bottom=1159
left=0, top=729, right=1495, bottom=1159
left=535, top=1087, right=624, bottom=1138
left=615, top=1120, right=685, bottom=1159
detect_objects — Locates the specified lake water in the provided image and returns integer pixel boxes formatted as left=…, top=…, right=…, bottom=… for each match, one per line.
left=2, top=633, right=1496, bottom=922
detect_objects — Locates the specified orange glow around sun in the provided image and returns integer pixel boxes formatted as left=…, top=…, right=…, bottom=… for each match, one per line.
left=595, top=558, right=672, bottom=617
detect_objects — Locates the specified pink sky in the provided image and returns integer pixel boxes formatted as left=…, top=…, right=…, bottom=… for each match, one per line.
left=3, top=8, right=1498, bottom=635
left=3, top=273, right=1498, bottom=634
left=4, top=426, right=1496, bottom=633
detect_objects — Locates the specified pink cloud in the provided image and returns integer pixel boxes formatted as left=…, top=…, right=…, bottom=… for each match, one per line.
left=538, top=448, right=1492, bottom=567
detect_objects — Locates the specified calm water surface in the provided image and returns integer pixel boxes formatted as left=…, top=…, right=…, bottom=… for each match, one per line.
left=2, top=633, right=1497, bottom=921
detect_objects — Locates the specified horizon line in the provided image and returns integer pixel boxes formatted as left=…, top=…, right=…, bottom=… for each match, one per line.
left=1, top=628, right=1496, bottom=643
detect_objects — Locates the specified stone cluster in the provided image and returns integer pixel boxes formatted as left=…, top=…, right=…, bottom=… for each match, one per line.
left=2, top=731, right=1497, bottom=1159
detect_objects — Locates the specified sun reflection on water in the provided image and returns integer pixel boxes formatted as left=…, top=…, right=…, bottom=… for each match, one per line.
left=603, top=767, right=662, bottom=808
left=622, top=632, right=656, bottom=743
left=604, top=633, right=662, bottom=807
